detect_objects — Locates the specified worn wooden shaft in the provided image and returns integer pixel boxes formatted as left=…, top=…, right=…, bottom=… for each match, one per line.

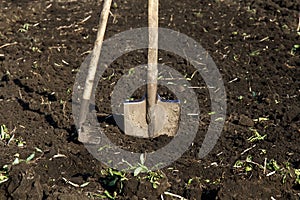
left=147, top=0, right=159, bottom=137
left=79, top=0, right=112, bottom=126
left=147, top=0, right=159, bottom=109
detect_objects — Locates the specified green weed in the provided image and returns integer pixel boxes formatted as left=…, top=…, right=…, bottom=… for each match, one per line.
left=19, top=23, right=30, bottom=33
left=248, top=128, right=267, bottom=142
left=100, top=168, right=128, bottom=199
left=290, top=44, right=299, bottom=56
left=0, top=165, right=9, bottom=184
left=294, top=169, right=300, bottom=185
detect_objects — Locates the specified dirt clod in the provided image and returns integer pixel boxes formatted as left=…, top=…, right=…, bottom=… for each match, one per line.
left=239, top=114, right=255, bottom=127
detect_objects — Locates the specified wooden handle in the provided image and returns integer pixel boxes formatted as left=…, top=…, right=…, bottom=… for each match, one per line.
left=147, top=0, right=159, bottom=108
left=79, top=0, right=112, bottom=126
left=83, top=0, right=112, bottom=100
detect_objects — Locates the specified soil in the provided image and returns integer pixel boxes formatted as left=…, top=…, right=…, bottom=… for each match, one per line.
left=0, top=0, right=300, bottom=199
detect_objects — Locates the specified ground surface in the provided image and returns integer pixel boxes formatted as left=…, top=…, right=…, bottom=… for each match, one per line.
left=0, top=0, right=300, bottom=199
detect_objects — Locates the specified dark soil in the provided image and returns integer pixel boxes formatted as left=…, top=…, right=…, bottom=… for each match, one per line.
left=0, top=0, right=300, bottom=199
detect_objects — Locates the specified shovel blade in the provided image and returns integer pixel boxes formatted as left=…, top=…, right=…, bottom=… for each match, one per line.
left=124, top=96, right=180, bottom=138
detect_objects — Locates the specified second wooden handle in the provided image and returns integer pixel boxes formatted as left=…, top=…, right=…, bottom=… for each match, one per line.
left=147, top=0, right=159, bottom=108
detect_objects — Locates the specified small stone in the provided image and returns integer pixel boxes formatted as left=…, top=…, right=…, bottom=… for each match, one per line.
left=239, top=114, right=254, bottom=127
left=264, top=98, right=271, bottom=104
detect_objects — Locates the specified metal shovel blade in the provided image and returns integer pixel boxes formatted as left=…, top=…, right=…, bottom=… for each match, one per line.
left=124, top=95, right=180, bottom=138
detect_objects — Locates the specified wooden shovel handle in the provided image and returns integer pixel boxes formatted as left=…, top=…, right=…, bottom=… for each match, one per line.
left=83, top=0, right=112, bottom=101
left=79, top=0, right=112, bottom=127
left=147, top=0, right=159, bottom=108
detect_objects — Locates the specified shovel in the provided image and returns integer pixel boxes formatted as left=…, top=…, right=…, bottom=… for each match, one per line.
left=78, top=0, right=112, bottom=143
left=123, top=0, right=180, bottom=138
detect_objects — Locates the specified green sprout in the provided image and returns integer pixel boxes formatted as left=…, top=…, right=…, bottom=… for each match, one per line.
left=98, top=144, right=112, bottom=152
left=0, top=125, right=16, bottom=145
left=66, top=88, right=72, bottom=94
left=233, top=160, right=244, bottom=168
left=12, top=153, right=20, bottom=165
left=133, top=154, right=149, bottom=176
left=280, top=162, right=292, bottom=184
left=249, top=50, right=260, bottom=56
left=247, top=128, right=267, bottom=142
left=15, top=138, right=26, bottom=147
left=294, top=169, right=300, bottom=185
left=187, top=178, right=194, bottom=185
left=0, top=125, right=26, bottom=147
left=253, top=117, right=269, bottom=122
left=1, top=148, right=42, bottom=185
left=233, top=54, right=239, bottom=61
left=104, top=190, right=117, bottom=200
left=267, top=159, right=281, bottom=171
left=237, top=95, right=243, bottom=100
left=100, top=168, right=128, bottom=198
left=25, top=152, right=35, bottom=163
left=290, top=44, right=299, bottom=56
left=205, top=179, right=212, bottom=183
left=19, top=23, right=30, bottom=33
left=32, top=61, right=39, bottom=69
left=259, top=149, right=267, bottom=154
left=127, top=68, right=135, bottom=76
left=233, top=155, right=259, bottom=173
left=233, top=159, right=253, bottom=173
left=245, top=155, right=254, bottom=172
left=106, top=168, right=127, bottom=188
left=31, top=46, right=41, bottom=53
left=131, top=154, right=164, bottom=188
left=0, top=165, right=9, bottom=184
left=0, top=124, right=10, bottom=142
left=187, top=177, right=201, bottom=186
left=146, top=171, right=164, bottom=189
left=112, top=2, right=118, bottom=8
